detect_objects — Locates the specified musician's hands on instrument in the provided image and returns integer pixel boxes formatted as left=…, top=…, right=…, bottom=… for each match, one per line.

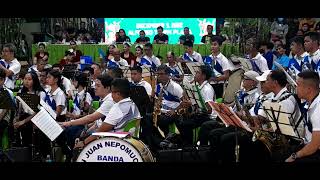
left=165, top=110, right=176, bottom=117
left=285, top=155, right=295, bottom=162
left=14, top=120, right=25, bottom=129
left=74, top=141, right=85, bottom=149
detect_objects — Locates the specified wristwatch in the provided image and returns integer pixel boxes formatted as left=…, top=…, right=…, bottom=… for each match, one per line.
left=291, top=152, right=297, bottom=160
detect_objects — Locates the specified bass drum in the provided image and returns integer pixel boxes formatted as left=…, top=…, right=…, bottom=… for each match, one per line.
left=76, top=137, right=155, bottom=162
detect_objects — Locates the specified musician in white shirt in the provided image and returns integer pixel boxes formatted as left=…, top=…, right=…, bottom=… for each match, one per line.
left=75, top=79, right=140, bottom=148
left=130, top=66, right=152, bottom=96
left=180, top=40, right=203, bottom=63
left=0, top=43, right=21, bottom=90
left=286, top=71, right=320, bottom=163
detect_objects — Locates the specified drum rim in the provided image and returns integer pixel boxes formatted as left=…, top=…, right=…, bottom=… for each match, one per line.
left=76, top=136, right=144, bottom=162
left=76, top=136, right=152, bottom=162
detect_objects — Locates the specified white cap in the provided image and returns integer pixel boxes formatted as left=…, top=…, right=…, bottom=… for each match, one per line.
left=244, top=71, right=260, bottom=82
left=256, top=70, right=272, bottom=82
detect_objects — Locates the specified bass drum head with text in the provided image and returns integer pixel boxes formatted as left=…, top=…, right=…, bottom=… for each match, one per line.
left=76, top=137, right=154, bottom=162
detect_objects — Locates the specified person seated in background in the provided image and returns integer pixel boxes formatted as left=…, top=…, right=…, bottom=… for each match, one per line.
left=272, top=44, right=290, bottom=70
left=135, top=44, right=144, bottom=64
left=0, top=43, right=21, bottom=90
left=28, top=58, right=46, bottom=78
left=259, top=42, right=277, bottom=70
left=65, top=21, right=76, bottom=42
left=107, top=67, right=124, bottom=79
left=53, top=23, right=65, bottom=44
left=107, top=48, right=128, bottom=69
left=116, top=29, right=131, bottom=44
left=165, top=51, right=183, bottom=83
left=121, top=42, right=136, bottom=67
left=139, top=43, right=161, bottom=71
left=69, top=40, right=83, bottom=64
left=179, top=27, right=195, bottom=44
left=270, top=18, right=288, bottom=45
left=180, top=40, right=203, bottom=63
left=52, top=64, right=73, bottom=98
left=301, top=23, right=311, bottom=35
left=59, top=50, right=75, bottom=66
left=299, top=18, right=316, bottom=32
left=33, top=42, right=49, bottom=65
left=76, top=21, right=89, bottom=38
left=201, top=25, right=215, bottom=44
left=135, top=30, right=150, bottom=44
left=153, top=26, right=169, bottom=44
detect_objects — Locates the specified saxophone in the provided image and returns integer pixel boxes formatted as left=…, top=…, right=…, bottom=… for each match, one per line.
left=153, top=85, right=163, bottom=127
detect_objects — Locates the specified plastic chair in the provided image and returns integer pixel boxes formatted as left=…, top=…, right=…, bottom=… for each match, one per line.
left=123, top=118, right=141, bottom=138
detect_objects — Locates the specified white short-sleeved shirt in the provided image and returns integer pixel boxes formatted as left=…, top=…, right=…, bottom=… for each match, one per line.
left=45, top=87, right=67, bottom=115
left=132, top=80, right=152, bottom=96
left=289, top=52, right=309, bottom=76
left=109, top=58, right=129, bottom=67
left=251, top=53, right=269, bottom=73
left=208, top=53, right=234, bottom=84
left=165, top=63, right=183, bottom=77
left=199, top=80, right=216, bottom=119
left=72, top=89, right=93, bottom=115
left=183, top=51, right=203, bottom=63
left=307, top=49, right=320, bottom=66
left=159, top=80, right=184, bottom=110
left=95, top=93, right=115, bottom=128
left=304, top=93, right=320, bottom=143
left=62, top=76, right=72, bottom=95
left=103, top=97, right=141, bottom=132
left=0, top=58, right=21, bottom=90
left=141, top=55, right=161, bottom=68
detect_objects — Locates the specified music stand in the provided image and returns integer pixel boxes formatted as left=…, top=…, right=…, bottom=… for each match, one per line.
left=262, top=101, right=303, bottom=139
left=62, top=64, right=78, bottom=80
left=16, top=93, right=41, bottom=161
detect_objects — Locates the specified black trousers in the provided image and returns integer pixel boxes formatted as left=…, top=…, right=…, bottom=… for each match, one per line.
left=198, top=120, right=224, bottom=145
left=0, top=120, right=8, bottom=148
left=211, top=83, right=224, bottom=99
left=178, top=113, right=212, bottom=145
left=209, top=126, right=271, bottom=163
left=157, top=114, right=182, bottom=137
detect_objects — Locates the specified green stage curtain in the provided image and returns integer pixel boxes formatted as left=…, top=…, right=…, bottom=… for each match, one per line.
left=32, top=43, right=240, bottom=64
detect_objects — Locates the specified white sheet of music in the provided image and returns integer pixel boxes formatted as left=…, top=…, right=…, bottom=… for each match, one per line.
left=262, top=101, right=297, bottom=137
left=16, top=96, right=35, bottom=115
left=31, top=108, right=63, bottom=141
left=40, top=99, right=57, bottom=119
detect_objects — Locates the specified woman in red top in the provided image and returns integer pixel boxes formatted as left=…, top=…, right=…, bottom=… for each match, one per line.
left=33, top=43, right=49, bottom=64
left=59, top=50, right=74, bottom=66
left=69, top=40, right=83, bottom=64
left=121, top=42, right=136, bottom=67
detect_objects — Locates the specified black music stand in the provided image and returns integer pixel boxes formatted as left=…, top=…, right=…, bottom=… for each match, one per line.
left=62, top=64, right=78, bottom=80
left=262, top=101, right=302, bottom=139
left=16, top=93, right=41, bottom=161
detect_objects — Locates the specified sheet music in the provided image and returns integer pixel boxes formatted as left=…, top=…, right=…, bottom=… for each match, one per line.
left=208, top=101, right=252, bottom=132
left=31, top=108, right=63, bottom=141
left=92, top=132, right=130, bottom=138
left=185, top=62, right=203, bottom=76
left=40, top=99, right=57, bottom=119
left=262, top=101, right=297, bottom=137
left=16, top=96, right=35, bottom=115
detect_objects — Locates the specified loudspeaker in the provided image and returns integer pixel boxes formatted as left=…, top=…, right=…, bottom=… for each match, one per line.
left=156, top=146, right=211, bottom=162
left=0, top=147, right=31, bottom=162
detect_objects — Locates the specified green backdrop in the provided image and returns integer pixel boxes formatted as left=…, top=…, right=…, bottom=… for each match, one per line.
left=32, top=43, right=240, bottom=65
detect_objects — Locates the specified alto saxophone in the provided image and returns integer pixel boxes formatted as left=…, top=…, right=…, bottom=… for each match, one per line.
left=153, top=86, right=163, bottom=127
